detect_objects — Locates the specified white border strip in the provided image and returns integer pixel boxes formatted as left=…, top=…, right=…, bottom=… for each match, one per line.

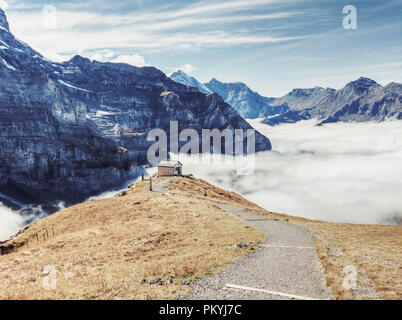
left=259, top=244, right=315, bottom=249
left=225, top=284, right=319, bottom=300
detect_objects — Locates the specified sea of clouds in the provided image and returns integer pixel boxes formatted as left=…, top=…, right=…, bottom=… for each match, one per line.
left=0, top=204, right=28, bottom=241
left=1, top=119, right=401, bottom=241
left=0, top=204, right=48, bottom=241
left=169, top=119, right=402, bottom=225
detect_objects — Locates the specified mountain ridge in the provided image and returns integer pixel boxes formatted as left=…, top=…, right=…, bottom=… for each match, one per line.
left=170, top=70, right=401, bottom=125
left=266, top=77, right=402, bottom=125
left=171, top=71, right=289, bottom=118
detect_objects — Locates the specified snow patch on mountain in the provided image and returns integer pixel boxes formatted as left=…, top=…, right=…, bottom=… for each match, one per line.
left=58, top=80, right=92, bottom=92
left=170, top=70, right=212, bottom=94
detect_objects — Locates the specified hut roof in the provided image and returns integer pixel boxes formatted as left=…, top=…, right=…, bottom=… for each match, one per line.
left=158, top=160, right=183, bottom=168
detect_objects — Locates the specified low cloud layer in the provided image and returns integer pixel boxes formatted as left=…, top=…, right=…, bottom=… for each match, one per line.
left=176, top=120, right=402, bottom=225
left=1, top=119, right=400, bottom=241
left=0, top=204, right=26, bottom=241
left=0, top=202, right=50, bottom=241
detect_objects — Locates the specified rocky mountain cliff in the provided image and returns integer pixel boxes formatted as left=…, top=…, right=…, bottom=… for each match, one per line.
left=0, top=9, right=271, bottom=209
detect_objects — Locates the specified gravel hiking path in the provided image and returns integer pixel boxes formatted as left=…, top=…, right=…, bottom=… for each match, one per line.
left=151, top=178, right=332, bottom=300
left=183, top=203, right=332, bottom=300
left=151, top=177, right=173, bottom=194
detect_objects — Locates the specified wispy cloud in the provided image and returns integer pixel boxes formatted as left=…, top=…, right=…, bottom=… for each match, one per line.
left=111, top=54, right=147, bottom=67
left=146, top=0, right=284, bottom=20
left=174, top=63, right=197, bottom=74
left=6, top=0, right=302, bottom=62
left=4, top=0, right=400, bottom=96
left=177, top=119, right=402, bottom=225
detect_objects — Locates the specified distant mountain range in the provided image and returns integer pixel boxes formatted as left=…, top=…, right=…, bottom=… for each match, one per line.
left=0, top=9, right=271, bottom=208
left=265, top=77, right=402, bottom=125
left=170, top=71, right=402, bottom=125
left=171, top=70, right=289, bottom=118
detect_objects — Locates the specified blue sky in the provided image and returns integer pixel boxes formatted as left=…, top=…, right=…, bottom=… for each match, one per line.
left=2, top=0, right=401, bottom=96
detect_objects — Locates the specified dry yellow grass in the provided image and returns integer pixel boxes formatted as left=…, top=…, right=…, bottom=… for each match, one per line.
left=1, top=175, right=401, bottom=300
left=166, top=176, right=261, bottom=209
left=165, top=176, right=402, bottom=300
left=242, top=211, right=402, bottom=300
left=296, top=220, right=401, bottom=300
left=0, top=178, right=264, bottom=300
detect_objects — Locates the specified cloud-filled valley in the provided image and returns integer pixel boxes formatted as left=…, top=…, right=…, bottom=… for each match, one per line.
left=2, top=119, right=402, bottom=241
left=173, top=120, right=402, bottom=225
left=0, top=204, right=27, bottom=241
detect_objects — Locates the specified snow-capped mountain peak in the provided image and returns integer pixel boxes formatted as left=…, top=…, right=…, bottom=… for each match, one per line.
left=172, top=71, right=288, bottom=118
left=170, top=68, right=402, bottom=126
left=170, top=70, right=212, bottom=94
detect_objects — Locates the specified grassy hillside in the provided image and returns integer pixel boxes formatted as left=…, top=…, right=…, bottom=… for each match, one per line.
left=0, top=175, right=400, bottom=300
left=0, top=177, right=264, bottom=299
